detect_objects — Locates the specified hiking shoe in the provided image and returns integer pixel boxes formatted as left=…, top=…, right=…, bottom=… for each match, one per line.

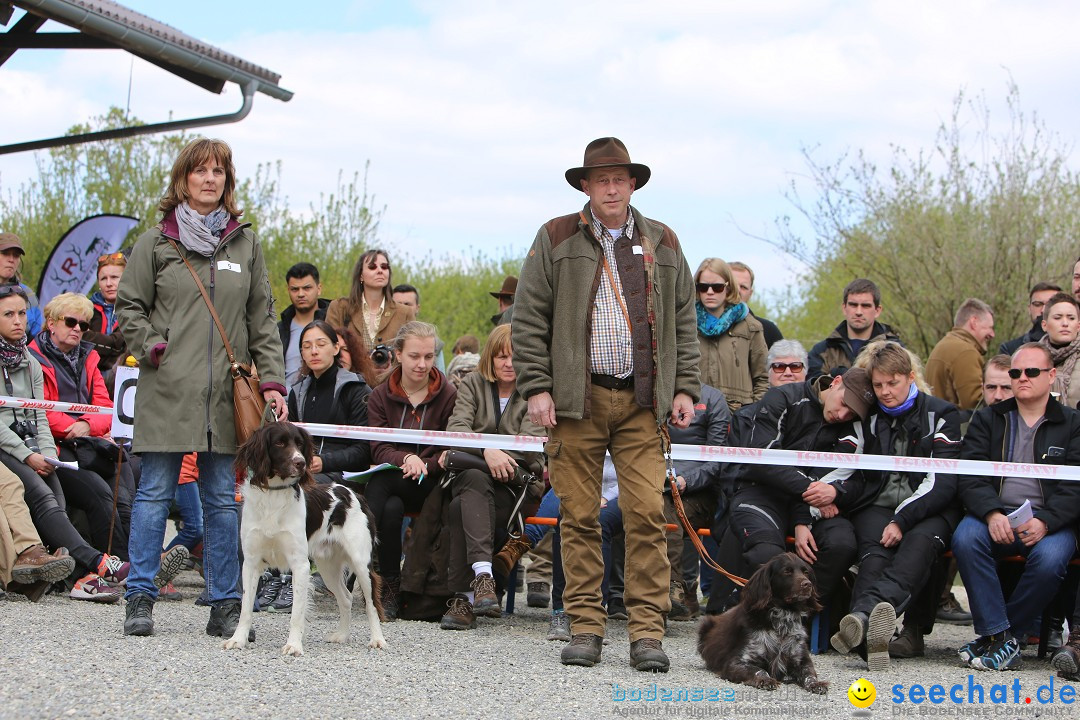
left=937, top=591, right=973, bottom=625
left=561, top=633, right=603, bottom=667
left=12, top=545, right=74, bottom=585
left=471, top=573, right=501, bottom=618
left=154, top=546, right=189, bottom=589
left=270, top=574, right=294, bottom=612
left=527, top=581, right=550, bottom=608
left=959, top=636, right=994, bottom=665
left=493, top=536, right=532, bottom=576
left=607, top=596, right=628, bottom=621
left=381, top=576, right=400, bottom=621
left=866, top=602, right=897, bottom=672
left=1050, top=631, right=1080, bottom=680
left=96, top=554, right=129, bottom=586
left=971, top=635, right=1021, bottom=671
left=439, top=595, right=477, bottom=630
left=255, top=570, right=282, bottom=610
left=831, top=611, right=868, bottom=655
left=547, top=610, right=571, bottom=642
left=70, top=573, right=121, bottom=603
left=630, top=638, right=670, bottom=672
left=668, top=580, right=690, bottom=621
left=889, top=623, right=925, bottom=658
left=206, top=601, right=254, bottom=642
left=124, top=593, right=155, bottom=636
left=158, top=581, right=182, bottom=602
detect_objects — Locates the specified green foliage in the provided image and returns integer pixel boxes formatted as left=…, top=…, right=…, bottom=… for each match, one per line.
left=771, top=81, right=1080, bottom=358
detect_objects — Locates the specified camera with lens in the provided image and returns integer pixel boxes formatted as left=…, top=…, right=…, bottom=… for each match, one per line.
left=10, top=418, right=40, bottom=455
left=370, top=344, right=395, bottom=370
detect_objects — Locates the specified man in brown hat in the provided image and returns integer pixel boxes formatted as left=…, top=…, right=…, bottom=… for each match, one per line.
left=490, top=275, right=517, bottom=326
left=513, top=137, right=700, bottom=671
left=0, top=233, right=44, bottom=336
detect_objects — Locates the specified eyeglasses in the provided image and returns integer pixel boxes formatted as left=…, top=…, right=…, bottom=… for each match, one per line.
left=696, top=282, right=728, bottom=294
left=770, top=362, right=805, bottom=373
left=300, top=339, right=334, bottom=351
left=61, top=316, right=90, bottom=332
left=367, top=263, right=390, bottom=271
left=1008, top=367, right=1053, bottom=379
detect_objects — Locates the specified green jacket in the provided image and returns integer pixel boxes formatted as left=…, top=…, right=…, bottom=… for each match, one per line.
left=116, top=213, right=285, bottom=453
left=513, top=204, right=701, bottom=423
left=0, top=351, right=58, bottom=462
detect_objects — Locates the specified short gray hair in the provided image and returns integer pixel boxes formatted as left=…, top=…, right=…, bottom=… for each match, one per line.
left=767, top=339, right=807, bottom=367
left=954, top=298, right=993, bottom=328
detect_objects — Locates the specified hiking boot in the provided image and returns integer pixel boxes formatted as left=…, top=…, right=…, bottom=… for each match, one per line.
left=971, top=634, right=1022, bottom=671
left=154, top=546, right=189, bottom=589
left=6, top=579, right=50, bottom=602
left=70, top=573, right=121, bottom=603
left=493, top=536, right=532, bottom=576
left=889, top=623, right=925, bottom=658
left=159, top=581, right=182, bottom=602
left=866, top=602, right=897, bottom=672
left=12, top=545, right=74, bottom=585
left=471, top=573, right=501, bottom=618
left=439, top=595, right=476, bottom=630
left=1050, top=630, right=1080, bottom=680
left=668, top=580, right=691, bottom=621
left=269, top=574, right=294, bottom=612
left=831, top=611, right=868, bottom=655
left=959, top=635, right=994, bottom=666
left=124, top=593, right=155, bottom=636
left=380, top=576, right=401, bottom=621
left=561, top=633, right=603, bottom=667
left=255, top=570, right=282, bottom=611
left=607, top=596, right=628, bottom=621
left=527, top=581, right=550, bottom=608
left=547, top=610, right=571, bottom=641
left=936, top=591, right=972, bottom=625
left=630, top=637, right=670, bottom=672
left=207, top=600, right=254, bottom=642
left=96, top=554, right=129, bottom=586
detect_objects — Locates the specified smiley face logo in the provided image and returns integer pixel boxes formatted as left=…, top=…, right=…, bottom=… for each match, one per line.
left=848, top=678, right=876, bottom=708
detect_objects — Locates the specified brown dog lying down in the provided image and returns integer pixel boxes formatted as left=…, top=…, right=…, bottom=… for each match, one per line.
left=698, top=553, right=827, bottom=694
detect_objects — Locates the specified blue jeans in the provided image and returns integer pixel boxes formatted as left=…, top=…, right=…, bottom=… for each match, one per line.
left=525, top=488, right=561, bottom=546
left=165, top=481, right=204, bottom=553
left=125, top=452, right=239, bottom=604
left=952, top=514, right=1077, bottom=637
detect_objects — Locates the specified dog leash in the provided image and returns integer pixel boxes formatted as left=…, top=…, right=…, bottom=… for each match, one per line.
left=659, top=424, right=747, bottom=587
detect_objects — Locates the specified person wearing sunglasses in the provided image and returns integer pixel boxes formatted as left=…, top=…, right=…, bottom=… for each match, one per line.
left=84, top=251, right=129, bottom=384
left=1038, top=292, right=1080, bottom=409
left=952, top=343, right=1080, bottom=673
left=693, top=258, right=768, bottom=412
left=326, top=248, right=416, bottom=359
left=765, top=339, right=808, bottom=388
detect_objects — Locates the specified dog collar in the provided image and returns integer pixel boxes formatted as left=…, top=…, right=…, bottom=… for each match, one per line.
left=265, top=478, right=303, bottom=491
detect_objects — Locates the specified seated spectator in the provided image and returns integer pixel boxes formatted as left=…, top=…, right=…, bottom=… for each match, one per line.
left=393, top=284, right=446, bottom=373
left=445, top=351, right=479, bottom=388
left=1000, top=283, right=1061, bottom=356
left=0, top=233, right=43, bottom=336
left=766, top=339, right=808, bottom=387
left=0, top=285, right=128, bottom=602
left=287, top=321, right=372, bottom=483
left=451, top=335, right=480, bottom=356
left=808, top=278, right=900, bottom=380
left=333, top=325, right=377, bottom=385
left=436, top=324, right=545, bottom=629
left=981, top=354, right=1014, bottom=408
left=1038, top=292, right=1080, bottom=408
left=925, top=298, right=996, bottom=410
left=694, top=258, right=768, bottom=411
left=366, top=321, right=456, bottom=620
left=1, top=462, right=75, bottom=601
left=278, top=262, right=328, bottom=389
left=729, top=261, right=783, bottom=348
left=84, top=252, right=128, bottom=384
left=832, top=342, right=962, bottom=672
left=953, top=343, right=1080, bottom=672
left=326, top=249, right=415, bottom=356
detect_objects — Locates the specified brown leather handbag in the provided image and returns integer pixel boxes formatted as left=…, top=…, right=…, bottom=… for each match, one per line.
left=166, top=238, right=270, bottom=445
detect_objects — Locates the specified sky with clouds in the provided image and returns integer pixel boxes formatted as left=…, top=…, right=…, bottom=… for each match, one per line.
left=3, top=0, right=1080, bottom=302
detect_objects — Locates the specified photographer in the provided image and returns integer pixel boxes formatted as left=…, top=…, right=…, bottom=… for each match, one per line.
left=436, top=325, right=545, bottom=629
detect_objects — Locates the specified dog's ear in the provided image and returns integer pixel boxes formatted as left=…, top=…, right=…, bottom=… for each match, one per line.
left=235, top=426, right=272, bottom=488
left=743, top=560, right=775, bottom=613
left=295, top=424, right=316, bottom=465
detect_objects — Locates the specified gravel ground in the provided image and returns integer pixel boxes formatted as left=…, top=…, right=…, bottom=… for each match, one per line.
left=0, top=580, right=1073, bottom=720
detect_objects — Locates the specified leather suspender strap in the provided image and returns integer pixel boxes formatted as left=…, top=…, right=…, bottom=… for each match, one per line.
left=165, top=238, right=239, bottom=367
left=579, top=211, right=633, bottom=331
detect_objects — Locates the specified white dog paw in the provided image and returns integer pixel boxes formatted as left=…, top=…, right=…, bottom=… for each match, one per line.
left=222, top=637, right=246, bottom=651
left=369, top=637, right=387, bottom=650
left=282, top=642, right=304, bottom=657
left=327, top=632, right=349, bottom=644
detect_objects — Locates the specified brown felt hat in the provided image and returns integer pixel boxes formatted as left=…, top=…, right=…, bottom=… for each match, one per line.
left=839, top=368, right=875, bottom=420
left=565, top=137, right=651, bottom=191
left=490, top=276, right=517, bottom=299
left=0, top=233, right=25, bottom=255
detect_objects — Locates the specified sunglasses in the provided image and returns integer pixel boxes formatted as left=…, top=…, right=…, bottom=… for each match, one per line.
left=696, top=282, right=728, bottom=294
left=60, top=316, right=91, bottom=332
left=98, top=252, right=126, bottom=263
left=1008, top=367, right=1053, bottom=379
left=770, top=362, right=805, bottom=373
left=367, top=263, right=391, bottom=271
left=0, top=285, right=28, bottom=299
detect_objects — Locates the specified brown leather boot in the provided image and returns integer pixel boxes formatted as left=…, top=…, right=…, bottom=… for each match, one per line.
left=12, top=545, right=75, bottom=585
left=889, top=623, right=925, bottom=658
left=493, top=536, right=532, bottom=576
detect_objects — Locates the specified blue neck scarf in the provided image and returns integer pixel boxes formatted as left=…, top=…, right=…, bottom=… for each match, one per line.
left=696, top=301, right=748, bottom=338
left=879, top=382, right=918, bottom=416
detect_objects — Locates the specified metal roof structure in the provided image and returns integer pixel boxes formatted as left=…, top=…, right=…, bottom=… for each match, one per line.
left=0, top=0, right=293, bottom=154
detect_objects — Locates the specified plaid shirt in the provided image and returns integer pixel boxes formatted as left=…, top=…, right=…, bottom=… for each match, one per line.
left=589, top=208, right=635, bottom=378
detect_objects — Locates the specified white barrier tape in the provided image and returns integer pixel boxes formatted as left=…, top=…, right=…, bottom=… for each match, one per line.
left=2, top=395, right=1076, bottom=482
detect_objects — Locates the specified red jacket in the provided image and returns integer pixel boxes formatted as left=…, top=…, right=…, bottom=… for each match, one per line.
left=28, top=338, right=114, bottom=438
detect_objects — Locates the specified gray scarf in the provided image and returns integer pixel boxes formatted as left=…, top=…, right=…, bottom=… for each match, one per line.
left=175, top=202, right=230, bottom=257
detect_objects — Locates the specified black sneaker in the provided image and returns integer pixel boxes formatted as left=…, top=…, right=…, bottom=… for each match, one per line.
left=255, top=570, right=282, bottom=612
left=269, top=574, right=293, bottom=612
left=206, top=601, right=254, bottom=642
left=124, top=593, right=155, bottom=636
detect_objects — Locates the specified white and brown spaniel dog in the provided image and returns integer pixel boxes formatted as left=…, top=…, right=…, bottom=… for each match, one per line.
left=698, top=553, right=827, bottom=694
left=226, top=422, right=386, bottom=656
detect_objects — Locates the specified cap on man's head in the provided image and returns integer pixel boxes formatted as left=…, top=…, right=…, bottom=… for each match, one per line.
left=565, top=137, right=651, bottom=191
left=839, top=367, right=874, bottom=420
left=490, top=276, right=518, bottom=299
left=0, top=233, right=24, bottom=255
